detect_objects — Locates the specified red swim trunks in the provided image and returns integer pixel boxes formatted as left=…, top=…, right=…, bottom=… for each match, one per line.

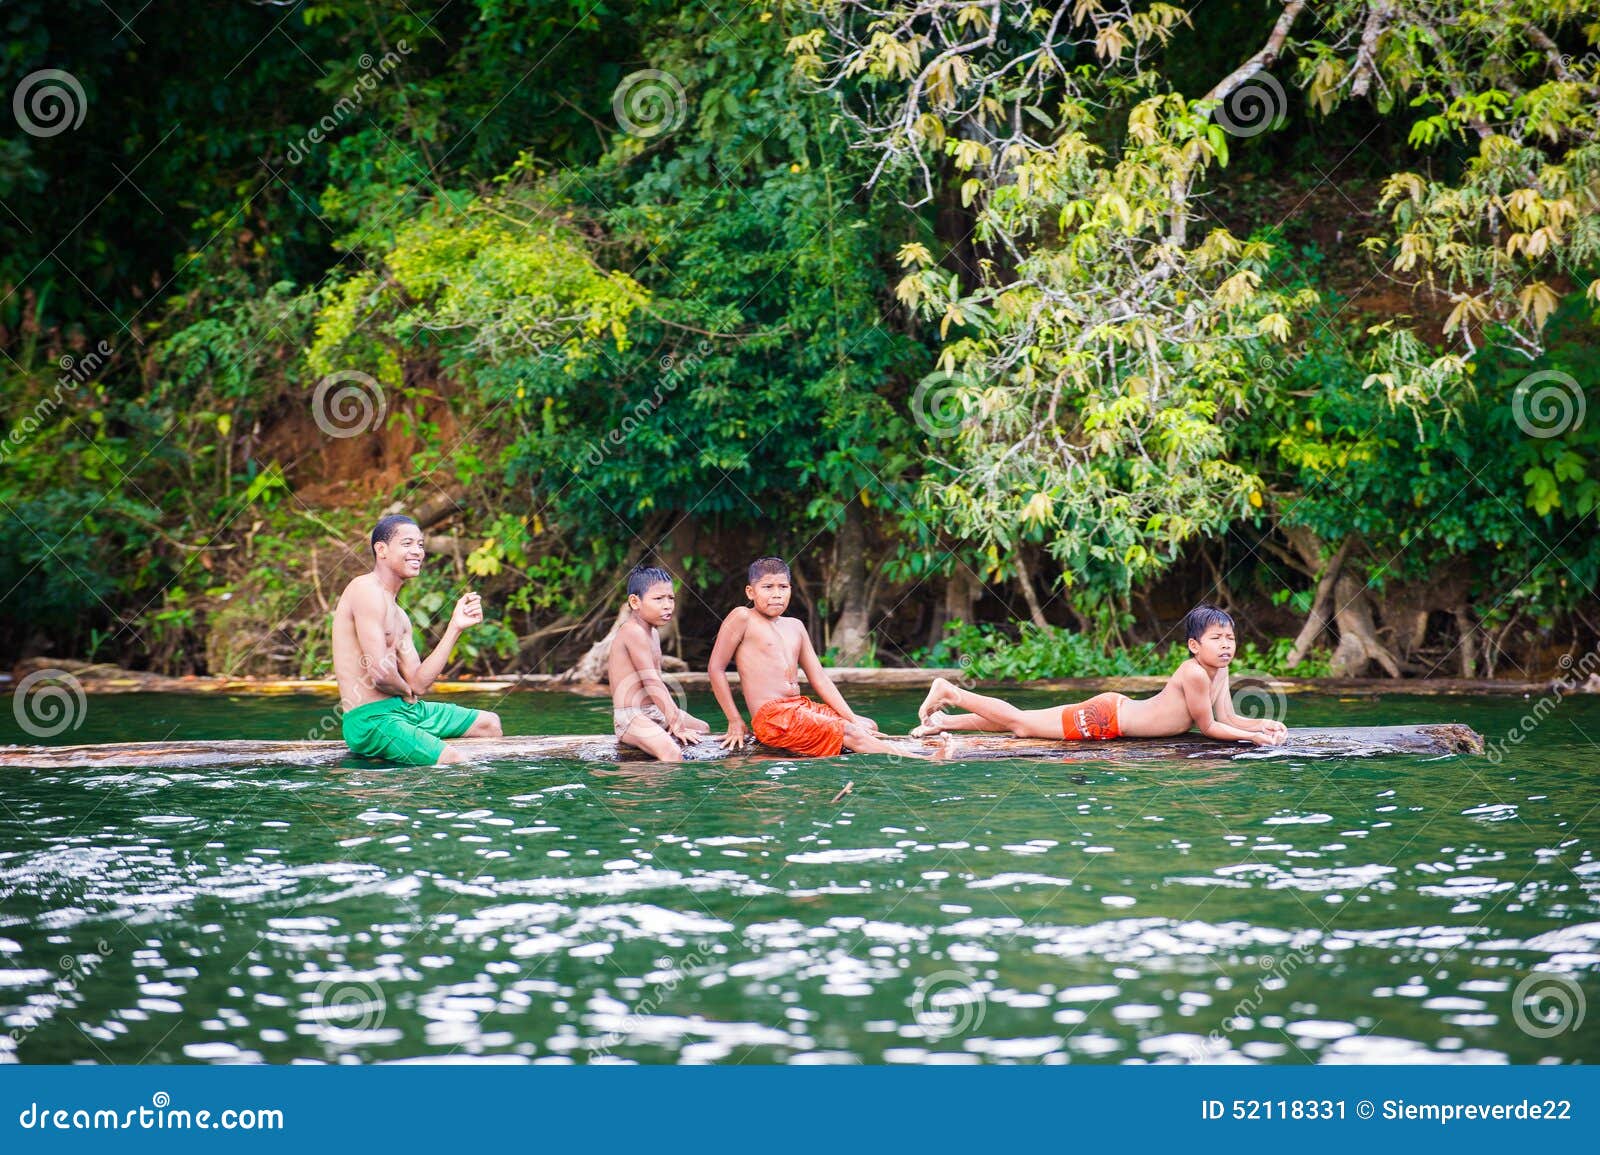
left=1062, top=692, right=1122, bottom=741
left=750, top=695, right=847, bottom=757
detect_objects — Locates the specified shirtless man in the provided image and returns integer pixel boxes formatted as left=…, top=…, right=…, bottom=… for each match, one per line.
left=609, top=564, right=709, bottom=761
left=332, top=514, right=502, bottom=765
left=913, top=604, right=1288, bottom=747
left=708, top=556, right=921, bottom=758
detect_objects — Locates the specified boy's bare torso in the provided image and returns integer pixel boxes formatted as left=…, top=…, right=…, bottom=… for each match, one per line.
left=608, top=616, right=663, bottom=709
left=1116, top=657, right=1229, bottom=737
left=331, top=573, right=409, bottom=712
left=731, top=610, right=805, bottom=713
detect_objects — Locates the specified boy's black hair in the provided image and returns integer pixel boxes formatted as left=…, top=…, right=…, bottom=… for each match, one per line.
left=1183, top=603, right=1234, bottom=641
left=627, top=564, right=674, bottom=599
left=748, top=556, right=791, bottom=584
left=371, top=514, right=421, bottom=557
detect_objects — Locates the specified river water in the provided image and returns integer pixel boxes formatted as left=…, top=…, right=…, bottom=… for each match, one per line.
left=1, top=689, right=1596, bottom=1064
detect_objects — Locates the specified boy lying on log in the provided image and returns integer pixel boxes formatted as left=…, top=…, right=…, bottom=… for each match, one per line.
left=913, top=605, right=1289, bottom=748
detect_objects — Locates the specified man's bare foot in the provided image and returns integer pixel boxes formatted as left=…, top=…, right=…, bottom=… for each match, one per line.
left=917, top=677, right=956, bottom=723
left=910, top=710, right=952, bottom=738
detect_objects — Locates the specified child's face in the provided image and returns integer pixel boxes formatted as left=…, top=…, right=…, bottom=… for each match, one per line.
left=746, top=572, right=791, bottom=617
left=630, top=581, right=675, bottom=626
left=1189, top=623, right=1235, bottom=665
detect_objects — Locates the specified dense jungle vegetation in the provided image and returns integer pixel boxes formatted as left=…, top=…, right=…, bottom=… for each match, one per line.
left=2, top=1, right=1597, bottom=681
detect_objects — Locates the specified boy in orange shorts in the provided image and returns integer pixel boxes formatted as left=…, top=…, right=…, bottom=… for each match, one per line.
left=912, top=605, right=1288, bottom=747
left=709, top=556, right=923, bottom=758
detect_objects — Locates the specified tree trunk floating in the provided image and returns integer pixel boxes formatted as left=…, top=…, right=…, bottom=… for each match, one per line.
left=0, top=724, right=1484, bottom=770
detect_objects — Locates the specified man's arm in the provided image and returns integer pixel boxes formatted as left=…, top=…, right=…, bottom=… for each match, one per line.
left=707, top=609, right=750, bottom=745
left=406, top=592, right=482, bottom=696
left=351, top=583, right=416, bottom=701
left=1180, top=666, right=1271, bottom=743
left=796, top=629, right=873, bottom=729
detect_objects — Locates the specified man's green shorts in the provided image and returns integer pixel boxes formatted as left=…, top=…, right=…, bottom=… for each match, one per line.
left=341, top=698, right=481, bottom=766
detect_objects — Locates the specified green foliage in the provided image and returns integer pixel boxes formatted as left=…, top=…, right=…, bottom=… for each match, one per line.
left=921, top=622, right=1332, bottom=680
left=2, top=0, right=1596, bottom=677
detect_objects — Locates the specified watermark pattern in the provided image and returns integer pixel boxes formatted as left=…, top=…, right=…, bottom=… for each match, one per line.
left=1510, top=972, right=1586, bottom=1039
left=581, top=339, right=713, bottom=467
left=1484, top=645, right=1600, bottom=764
left=12, top=668, right=87, bottom=738
left=1229, top=667, right=1288, bottom=725
left=1511, top=369, right=1585, bottom=439
left=6, top=940, right=113, bottom=1047
left=611, top=69, right=687, bottom=138
left=1214, top=73, right=1287, bottom=138
left=909, top=969, right=987, bottom=1040
left=911, top=369, right=979, bottom=439
left=303, top=977, right=387, bottom=1036
left=0, top=340, right=115, bottom=464
left=311, top=370, right=387, bottom=438
left=590, top=943, right=716, bottom=1057
left=285, top=42, right=413, bottom=164
left=12, top=69, right=86, bottom=137
left=611, top=665, right=692, bottom=722
left=1190, top=944, right=1316, bottom=1060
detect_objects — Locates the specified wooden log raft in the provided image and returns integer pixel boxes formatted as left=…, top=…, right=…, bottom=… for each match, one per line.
left=0, top=723, right=1483, bottom=769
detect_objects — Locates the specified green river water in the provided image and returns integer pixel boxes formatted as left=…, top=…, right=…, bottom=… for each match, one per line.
left=1, top=689, right=1596, bottom=1065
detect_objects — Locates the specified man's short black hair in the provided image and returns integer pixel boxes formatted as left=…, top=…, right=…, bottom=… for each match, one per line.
left=371, top=514, right=421, bottom=557
left=1183, top=603, right=1234, bottom=641
left=627, top=564, right=673, bottom=599
left=748, top=556, right=790, bottom=584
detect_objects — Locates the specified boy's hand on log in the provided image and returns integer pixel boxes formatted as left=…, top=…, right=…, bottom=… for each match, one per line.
left=668, top=715, right=698, bottom=745
left=1251, top=725, right=1288, bottom=747
left=720, top=717, right=749, bottom=750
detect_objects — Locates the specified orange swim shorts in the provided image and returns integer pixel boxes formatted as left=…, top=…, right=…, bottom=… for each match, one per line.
left=750, top=695, right=847, bottom=757
left=1062, top=692, right=1122, bottom=741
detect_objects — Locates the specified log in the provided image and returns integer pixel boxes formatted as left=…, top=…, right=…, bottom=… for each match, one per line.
left=0, top=723, right=1484, bottom=770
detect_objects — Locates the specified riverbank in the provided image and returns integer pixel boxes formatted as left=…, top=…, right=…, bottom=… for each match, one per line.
left=6, top=659, right=1591, bottom=697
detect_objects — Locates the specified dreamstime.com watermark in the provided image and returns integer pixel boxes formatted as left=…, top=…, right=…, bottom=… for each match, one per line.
left=1511, top=972, right=1586, bottom=1039
left=589, top=943, right=716, bottom=1058
left=301, top=977, right=387, bottom=1042
left=1511, top=369, right=1586, bottom=439
left=1484, top=645, right=1600, bottom=764
left=580, top=339, right=714, bottom=467
left=11, top=668, right=88, bottom=739
left=5, top=940, right=112, bottom=1050
left=911, top=369, right=981, bottom=440
left=286, top=42, right=413, bottom=164
left=611, top=69, right=687, bottom=138
left=1212, top=72, right=1288, bottom=138
left=16, top=1093, right=283, bottom=1132
left=1189, top=944, right=1317, bottom=1060
left=1229, top=668, right=1288, bottom=726
left=11, top=68, right=86, bottom=137
left=910, top=969, right=988, bottom=1040
left=311, top=370, right=387, bottom=438
left=0, top=340, right=114, bottom=464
